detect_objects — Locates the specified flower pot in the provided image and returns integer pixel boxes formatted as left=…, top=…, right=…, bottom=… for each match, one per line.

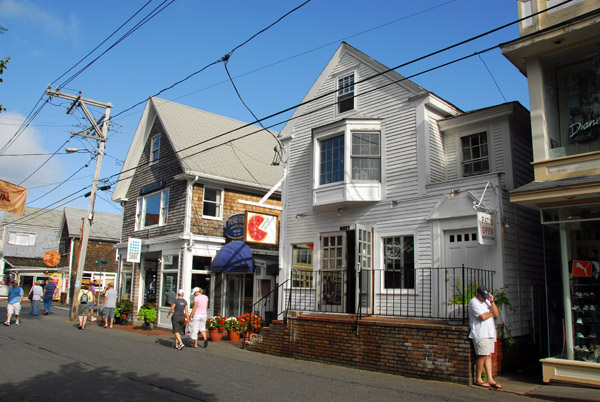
left=209, top=328, right=223, bottom=342
left=120, top=313, right=128, bottom=323
left=227, top=329, right=240, bottom=342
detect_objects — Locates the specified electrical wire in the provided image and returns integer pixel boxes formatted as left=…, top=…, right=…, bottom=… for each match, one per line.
left=17, top=135, right=75, bottom=185
left=478, top=54, right=508, bottom=103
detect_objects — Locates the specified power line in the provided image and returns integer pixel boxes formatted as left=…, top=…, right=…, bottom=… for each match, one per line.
left=17, top=135, right=74, bottom=185
left=478, top=54, right=508, bottom=103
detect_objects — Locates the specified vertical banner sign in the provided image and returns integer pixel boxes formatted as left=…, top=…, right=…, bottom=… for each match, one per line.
left=477, top=211, right=496, bottom=246
left=0, top=179, right=27, bottom=215
left=127, top=238, right=142, bottom=263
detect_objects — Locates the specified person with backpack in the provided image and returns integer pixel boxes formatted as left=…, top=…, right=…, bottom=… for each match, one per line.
left=77, top=284, right=92, bottom=330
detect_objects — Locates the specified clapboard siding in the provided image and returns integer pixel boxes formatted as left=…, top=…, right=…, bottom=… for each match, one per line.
left=428, top=108, right=446, bottom=183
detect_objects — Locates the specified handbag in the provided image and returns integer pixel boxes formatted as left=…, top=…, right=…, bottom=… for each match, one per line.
left=28, top=290, right=33, bottom=300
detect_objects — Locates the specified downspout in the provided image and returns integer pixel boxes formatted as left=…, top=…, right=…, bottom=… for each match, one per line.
left=184, top=176, right=200, bottom=250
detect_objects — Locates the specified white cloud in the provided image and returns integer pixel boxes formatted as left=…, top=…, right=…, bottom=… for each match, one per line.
left=0, top=111, right=65, bottom=189
left=0, top=0, right=79, bottom=43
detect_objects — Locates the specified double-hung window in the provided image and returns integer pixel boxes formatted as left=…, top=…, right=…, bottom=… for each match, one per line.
left=351, top=132, right=380, bottom=181
left=461, top=132, right=489, bottom=176
left=337, top=73, right=355, bottom=113
left=320, top=135, right=344, bottom=185
left=202, top=186, right=223, bottom=219
left=383, top=235, right=415, bottom=289
left=135, top=188, right=169, bottom=230
left=150, top=134, right=160, bottom=164
left=8, top=231, right=36, bottom=246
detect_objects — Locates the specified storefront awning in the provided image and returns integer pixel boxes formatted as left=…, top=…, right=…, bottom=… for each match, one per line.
left=211, top=241, right=254, bottom=273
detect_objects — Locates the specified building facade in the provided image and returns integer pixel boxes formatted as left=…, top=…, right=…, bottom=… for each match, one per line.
left=111, top=97, right=282, bottom=328
left=501, top=0, right=600, bottom=386
left=277, top=43, right=544, bottom=364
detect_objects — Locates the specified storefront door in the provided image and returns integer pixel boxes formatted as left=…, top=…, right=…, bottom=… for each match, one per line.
left=224, top=274, right=244, bottom=317
left=320, top=232, right=346, bottom=313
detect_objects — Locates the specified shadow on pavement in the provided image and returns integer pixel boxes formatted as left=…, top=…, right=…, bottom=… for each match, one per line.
left=1, top=361, right=215, bottom=402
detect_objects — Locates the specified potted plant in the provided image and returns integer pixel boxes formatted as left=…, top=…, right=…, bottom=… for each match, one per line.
left=116, top=298, right=133, bottom=324
left=207, top=315, right=226, bottom=342
left=137, top=302, right=157, bottom=329
left=225, top=317, right=242, bottom=342
left=238, top=312, right=263, bottom=338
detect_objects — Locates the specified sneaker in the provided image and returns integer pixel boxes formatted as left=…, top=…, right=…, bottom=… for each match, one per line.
left=577, top=333, right=585, bottom=338
left=584, top=292, right=590, bottom=297
left=590, top=292, right=596, bottom=297
left=204, top=339, right=208, bottom=348
left=583, top=305, right=590, bottom=311
left=573, top=305, right=580, bottom=311
left=590, top=333, right=597, bottom=338
left=591, top=305, right=597, bottom=311
left=44, top=311, right=48, bottom=315
left=575, top=292, right=583, bottom=297
left=581, top=345, right=590, bottom=352
left=177, top=344, right=185, bottom=351
left=575, top=345, right=581, bottom=351
left=576, top=318, right=584, bottom=324
left=15, top=320, right=19, bottom=326
left=3, top=321, right=9, bottom=326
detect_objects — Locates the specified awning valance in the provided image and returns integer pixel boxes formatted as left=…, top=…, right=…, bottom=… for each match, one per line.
left=211, top=240, right=254, bottom=273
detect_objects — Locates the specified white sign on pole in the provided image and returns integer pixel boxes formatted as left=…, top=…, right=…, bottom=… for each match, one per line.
left=477, top=211, right=496, bottom=246
left=127, top=238, right=142, bottom=263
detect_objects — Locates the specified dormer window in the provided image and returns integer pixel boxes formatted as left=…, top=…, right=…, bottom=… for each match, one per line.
left=150, top=134, right=160, bottom=163
left=461, top=132, right=489, bottom=176
left=337, top=73, right=355, bottom=113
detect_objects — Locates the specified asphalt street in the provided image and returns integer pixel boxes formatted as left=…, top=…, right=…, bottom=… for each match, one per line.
left=0, top=302, right=544, bottom=402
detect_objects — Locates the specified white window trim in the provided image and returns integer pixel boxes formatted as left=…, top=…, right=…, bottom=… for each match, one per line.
left=459, top=131, right=491, bottom=178
left=135, top=188, right=170, bottom=230
left=7, top=231, right=37, bottom=246
left=202, top=186, right=224, bottom=220
left=379, top=233, right=417, bottom=295
left=336, top=69, right=358, bottom=116
left=150, top=134, right=160, bottom=164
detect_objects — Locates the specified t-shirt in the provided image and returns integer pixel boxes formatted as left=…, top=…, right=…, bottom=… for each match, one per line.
left=44, top=282, right=57, bottom=299
left=104, top=288, right=118, bottom=308
left=165, top=290, right=176, bottom=306
left=173, top=298, right=187, bottom=316
left=30, top=285, right=44, bottom=301
left=8, top=286, right=23, bottom=304
left=193, top=294, right=209, bottom=316
left=468, top=296, right=496, bottom=340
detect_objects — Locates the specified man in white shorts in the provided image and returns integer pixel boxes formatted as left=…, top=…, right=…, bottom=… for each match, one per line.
left=5, top=280, right=24, bottom=326
left=468, top=285, right=501, bottom=389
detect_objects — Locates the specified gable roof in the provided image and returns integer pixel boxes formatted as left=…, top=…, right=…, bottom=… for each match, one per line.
left=1, top=207, right=64, bottom=229
left=279, top=42, right=453, bottom=139
left=60, top=207, right=122, bottom=242
left=112, top=98, right=283, bottom=202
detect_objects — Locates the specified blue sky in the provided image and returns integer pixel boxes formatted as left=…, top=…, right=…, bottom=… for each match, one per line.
left=0, top=0, right=528, bottom=216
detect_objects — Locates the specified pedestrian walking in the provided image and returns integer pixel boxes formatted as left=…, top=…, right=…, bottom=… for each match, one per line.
left=4, top=280, right=23, bottom=326
left=103, top=282, right=118, bottom=329
left=77, top=284, right=93, bottom=330
left=88, top=280, right=98, bottom=322
left=189, top=287, right=209, bottom=348
left=29, top=280, right=44, bottom=315
left=42, top=279, right=57, bottom=315
left=166, top=289, right=189, bottom=350
left=468, top=285, right=502, bottom=389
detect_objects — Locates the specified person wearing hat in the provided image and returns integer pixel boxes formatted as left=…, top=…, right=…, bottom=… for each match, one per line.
left=189, top=287, right=209, bottom=348
left=468, top=285, right=501, bottom=389
left=166, top=289, right=189, bottom=350
left=4, top=280, right=24, bottom=326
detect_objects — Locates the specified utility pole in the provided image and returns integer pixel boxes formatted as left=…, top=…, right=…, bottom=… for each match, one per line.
left=46, top=88, right=112, bottom=320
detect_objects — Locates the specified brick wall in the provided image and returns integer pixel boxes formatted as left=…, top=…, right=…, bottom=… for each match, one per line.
left=247, top=315, right=503, bottom=385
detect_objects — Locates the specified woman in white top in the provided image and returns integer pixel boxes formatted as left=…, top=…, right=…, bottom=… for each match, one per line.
left=29, top=280, right=44, bottom=315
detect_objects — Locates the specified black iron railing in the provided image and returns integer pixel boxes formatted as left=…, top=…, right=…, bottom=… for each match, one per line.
left=282, top=265, right=494, bottom=325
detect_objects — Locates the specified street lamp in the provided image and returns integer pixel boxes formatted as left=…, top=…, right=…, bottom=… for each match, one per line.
left=66, top=147, right=96, bottom=154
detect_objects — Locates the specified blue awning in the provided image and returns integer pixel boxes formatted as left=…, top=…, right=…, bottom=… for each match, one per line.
left=211, top=241, right=254, bottom=273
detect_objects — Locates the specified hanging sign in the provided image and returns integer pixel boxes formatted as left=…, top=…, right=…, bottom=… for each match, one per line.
left=127, top=238, right=142, bottom=263
left=477, top=211, right=496, bottom=246
left=225, top=213, right=245, bottom=239
left=245, top=211, right=278, bottom=245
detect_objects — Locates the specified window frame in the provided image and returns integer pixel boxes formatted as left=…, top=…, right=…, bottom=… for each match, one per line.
left=460, top=131, right=489, bottom=177
left=381, top=234, right=416, bottom=292
left=150, top=134, right=160, bottom=164
left=134, top=188, right=170, bottom=230
left=7, top=231, right=37, bottom=246
left=337, top=72, right=356, bottom=114
left=202, top=186, right=224, bottom=220
left=291, top=244, right=315, bottom=289
left=351, top=131, right=381, bottom=181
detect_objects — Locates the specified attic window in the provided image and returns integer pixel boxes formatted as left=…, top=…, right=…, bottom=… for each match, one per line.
left=8, top=231, right=37, bottom=246
left=337, top=73, right=355, bottom=113
left=150, top=134, right=160, bottom=163
left=461, top=132, right=489, bottom=176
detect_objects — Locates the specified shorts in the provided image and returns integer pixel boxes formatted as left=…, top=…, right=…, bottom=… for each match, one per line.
left=472, top=338, right=495, bottom=356
left=7, top=303, right=21, bottom=315
left=190, top=315, right=207, bottom=340
left=172, top=315, right=186, bottom=335
left=77, top=304, right=90, bottom=316
left=104, top=307, right=116, bottom=319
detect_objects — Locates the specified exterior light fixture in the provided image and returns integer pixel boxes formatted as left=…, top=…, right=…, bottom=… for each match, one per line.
left=389, top=200, right=399, bottom=208
left=295, top=214, right=305, bottom=222
left=337, top=208, right=343, bottom=216
left=450, top=189, right=460, bottom=198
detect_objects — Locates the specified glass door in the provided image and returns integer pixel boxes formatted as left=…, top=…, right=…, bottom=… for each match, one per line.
left=320, top=233, right=346, bottom=313
left=224, top=274, right=244, bottom=317
left=356, top=225, right=373, bottom=314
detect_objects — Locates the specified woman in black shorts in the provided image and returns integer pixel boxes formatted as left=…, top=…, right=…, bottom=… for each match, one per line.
left=166, top=289, right=189, bottom=350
